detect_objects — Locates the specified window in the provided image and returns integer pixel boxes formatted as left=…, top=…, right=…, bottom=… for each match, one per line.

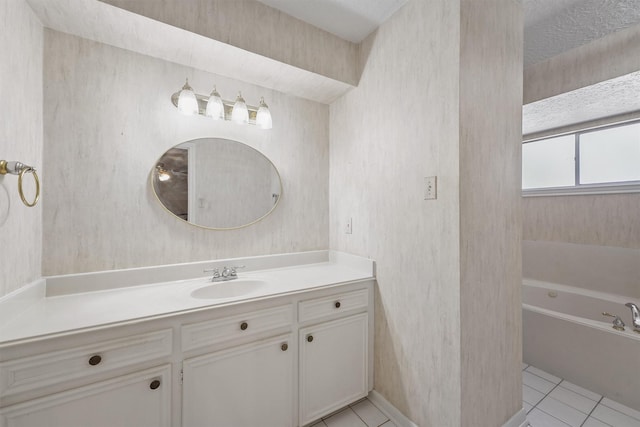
left=522, top=120, right=640, bottom=195
left=522, top=135, right=575, bottom=189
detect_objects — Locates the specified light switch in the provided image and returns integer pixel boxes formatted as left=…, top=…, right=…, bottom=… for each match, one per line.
left=345, top=217, right=353, bottom=234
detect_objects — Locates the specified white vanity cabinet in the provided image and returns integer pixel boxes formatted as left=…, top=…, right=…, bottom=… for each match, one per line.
left=181, top=304, right=295, bottom=427
left=0, top=276, right=374, bottom=427
left=0, top=365, right=171, bottom=427
left=0, top=328, right=174, bottom=427
left=183, top=334, right=295, bottom=427
left=298, top=289, right=370, bottom=426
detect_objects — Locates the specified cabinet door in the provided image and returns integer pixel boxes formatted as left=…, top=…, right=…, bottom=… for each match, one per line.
left=0, top=365, right=171, bottom=427
left=183, top=334, right=294, bottom=427
left=299, top=313, right=368, bottom=426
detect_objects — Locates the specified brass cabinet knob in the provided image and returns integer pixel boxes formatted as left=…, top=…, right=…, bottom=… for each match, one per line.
left=281, top=343, right=288, bottom=351
left=307, top=335, right=313, bottom=343
left=335, top=301, right=341, bottom=308
left=149, top=379, right=161, bottom=390
left=88, top=355, right=102, bottom=366
left=240, top=322, right=248, bottom=331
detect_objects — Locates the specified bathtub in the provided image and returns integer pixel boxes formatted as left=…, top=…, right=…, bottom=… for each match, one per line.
left=523, top=279, right=640, bottom=411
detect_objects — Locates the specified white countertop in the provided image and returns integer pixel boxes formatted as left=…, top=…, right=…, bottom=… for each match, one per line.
left=0, top=251, right=374, bottom=346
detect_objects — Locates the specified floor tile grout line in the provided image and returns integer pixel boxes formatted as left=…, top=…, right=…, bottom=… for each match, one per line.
left=556, top=379, right=603, bottom=403
left=579, top=396, right=607, bottom=427
left=527, top=377, right=561, bottom=410
left=598, top=399, right=640, bottom=423
left=553, top=379, right=601, bottom=415
left=350, top=405, right=370, bottom=427
left=312, top=396, right=395, bottom=427
left=363, top=396, right=391, bottom=426
left=322, top=405, right=354, bottom=422
left=524, top=367, right=563, bottom=386
left=524, top=370, right=612, bottom=427
left=524, top=366, right=640, bottom=427
left=351, top=398, right=390, bottom=427
left=532, top=406, right=573, bottom=427
left=529, top=379, right=565, bottom=420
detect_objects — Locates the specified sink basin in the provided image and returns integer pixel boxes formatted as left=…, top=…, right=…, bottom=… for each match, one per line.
left=190, top=279, right=267, bottom=299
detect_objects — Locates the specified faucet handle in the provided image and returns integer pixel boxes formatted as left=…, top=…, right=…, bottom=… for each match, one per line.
left=230, top=265, right=246, bottom=276
left=204, top=268, right=221, bottom=280
left=602, top=312, right=625, bottom=331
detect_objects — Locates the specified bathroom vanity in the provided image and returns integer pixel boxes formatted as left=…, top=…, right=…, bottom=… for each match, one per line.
left=0, top=251, right=374, bottom=427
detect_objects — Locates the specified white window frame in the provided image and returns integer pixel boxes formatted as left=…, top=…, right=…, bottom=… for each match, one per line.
left=522, top=119, right=640, bottom=197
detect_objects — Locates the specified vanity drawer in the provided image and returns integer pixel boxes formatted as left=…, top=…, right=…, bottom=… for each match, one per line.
left=0, top=328, right=173, bottom=398
left=181, top=304, right=293, bottom=352
left=298, top=289, right=369, bottom=323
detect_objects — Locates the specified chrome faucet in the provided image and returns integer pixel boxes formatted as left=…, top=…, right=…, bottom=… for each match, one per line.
left=204, top=265, right=245, bottom=282
left=625, top=302, right=640, bottom=332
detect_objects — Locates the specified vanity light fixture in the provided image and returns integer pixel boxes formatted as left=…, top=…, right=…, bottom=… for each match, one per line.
left=231, top=92, right=249, bottom=125
left=176, top=79, right=199, bottom=115
left=205, top=86, right=225, bottom=120
left=256, top=97, right=273, bottom=130
left=171, top=79, right=272, bottom=129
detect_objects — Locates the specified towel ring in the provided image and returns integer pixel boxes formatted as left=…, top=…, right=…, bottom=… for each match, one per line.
left=18, top=167, right=40, bottom=207
left=0, top=160, right=40, bottom=207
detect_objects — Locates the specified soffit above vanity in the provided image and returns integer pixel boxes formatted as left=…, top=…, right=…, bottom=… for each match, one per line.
left=25, top=0, right=357, bottom=104
left=523, top=70, right=640, bottom=137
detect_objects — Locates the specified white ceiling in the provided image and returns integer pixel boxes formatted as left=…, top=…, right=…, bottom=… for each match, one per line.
left=254, top=0, right=407, bottom=43
left=256, top=0, right=640, bottom=66
left=524, top=0, right=640, bottom=65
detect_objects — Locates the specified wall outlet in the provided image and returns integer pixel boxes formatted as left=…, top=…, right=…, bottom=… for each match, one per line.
left=424, top=176, right=437, bottom=200
left=345, top=217, right=353, bottom=234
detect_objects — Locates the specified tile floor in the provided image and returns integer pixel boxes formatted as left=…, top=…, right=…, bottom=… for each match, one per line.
left=310, top=365, right=640, bottom=427
left=523, top=363, right=640, bottom=427
left=310, top=398, right=396, bottom=427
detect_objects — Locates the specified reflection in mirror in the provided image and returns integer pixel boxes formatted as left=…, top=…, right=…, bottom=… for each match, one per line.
left=152, top=138, right=281, bottom=230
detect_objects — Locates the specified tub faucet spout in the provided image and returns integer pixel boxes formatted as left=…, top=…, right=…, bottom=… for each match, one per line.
left=625, top=303, right=640, bottom=331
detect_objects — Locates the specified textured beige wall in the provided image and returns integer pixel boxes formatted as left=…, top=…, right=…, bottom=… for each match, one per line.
left=523, top=195, right=640, bottom=249
left=523, top=240, right=640, bottom=298
left=523, top=193, right=640, bottom=297
left=330, top=1, right=523, bottom=425
left=459, top=1, right=523, bottom=425
left=0, top=0, right=43, bottom=297
left=42, top=30, right=329, bottom=275
left=331, top=1, right=462, bottom=424
left=100, top=0, right=358, bottom=86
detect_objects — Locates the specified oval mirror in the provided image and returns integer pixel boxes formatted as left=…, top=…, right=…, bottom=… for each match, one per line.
left=151, top=138, right=282, bottom=230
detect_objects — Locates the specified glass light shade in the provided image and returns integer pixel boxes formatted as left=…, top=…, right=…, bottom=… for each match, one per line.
left=231, top=92, right=249, bottom=124
left=256, top=97, right=272, bottom=130
left=205, top=86, right=225, bottom=120
left=177, top=79, right=199, bottom=115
